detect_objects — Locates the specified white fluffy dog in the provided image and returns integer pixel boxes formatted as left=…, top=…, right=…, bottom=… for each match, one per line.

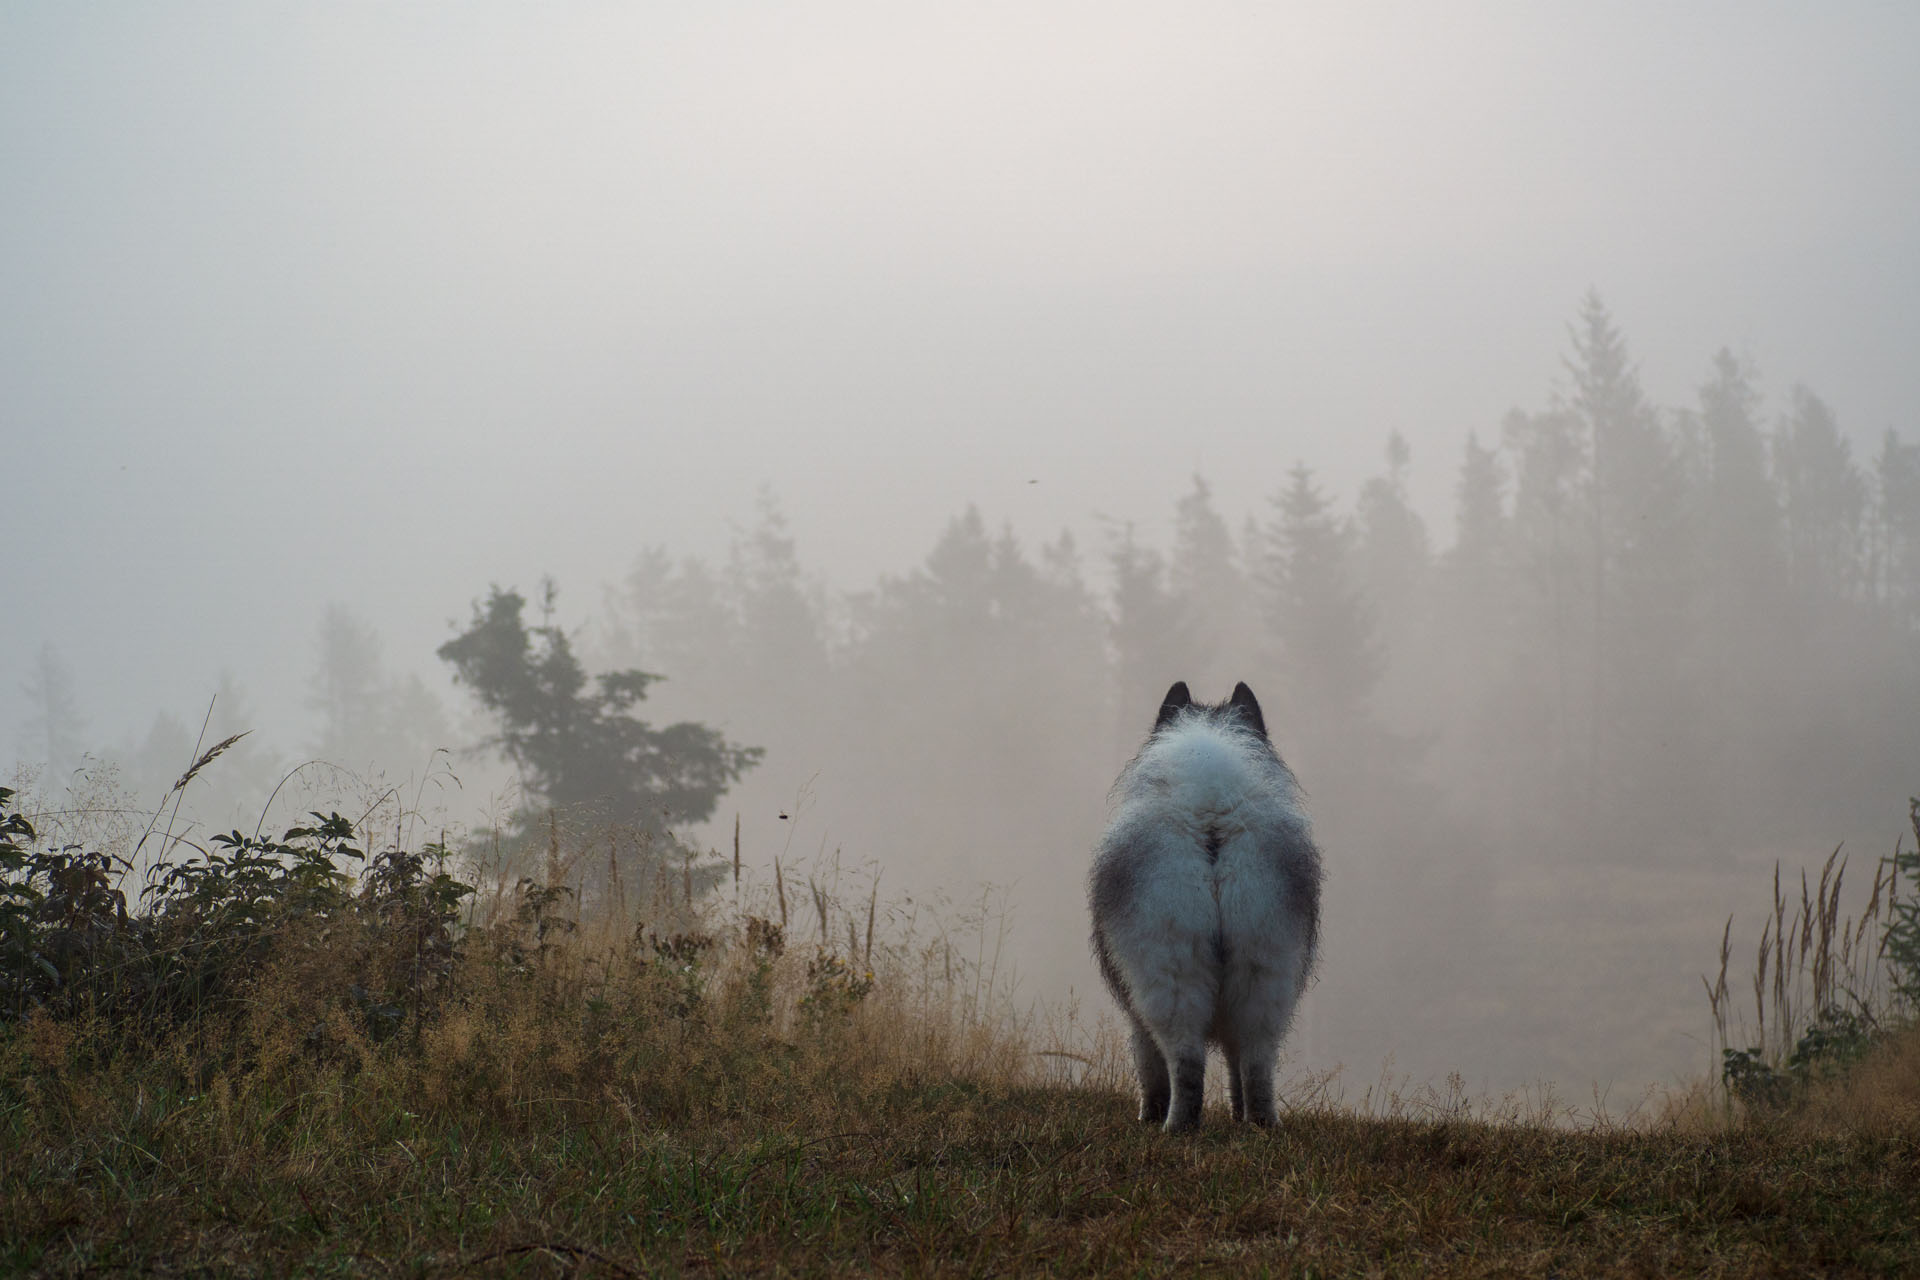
left=1089, top=681, right=1322, bottom=1131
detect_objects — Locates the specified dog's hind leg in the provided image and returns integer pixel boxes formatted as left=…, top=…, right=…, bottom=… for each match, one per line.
left=1163, top=1040, right=1208, bottom=1132
left=1127, top=1014, right=1170, bottom=1125
left=1237, top=1040, right=1279, bottom=1127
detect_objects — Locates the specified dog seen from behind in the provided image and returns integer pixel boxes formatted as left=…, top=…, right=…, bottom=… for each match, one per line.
left=1089, top=681, right=1323, bottom=1132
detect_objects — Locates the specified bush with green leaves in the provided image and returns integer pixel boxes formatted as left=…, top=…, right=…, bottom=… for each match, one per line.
left=1884, top=800, right=1920, bottom=1011
left=1, top=786, right=132, bottom=1022
left=1, top=788, right=474, bottom=1052
left=1721, top=1006, right=1879, bottom=1109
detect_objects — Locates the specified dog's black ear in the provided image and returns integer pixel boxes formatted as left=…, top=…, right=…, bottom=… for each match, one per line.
left=1154, top=681, right=1192, bottom=730
left=1228, top=682, right=1266, bottom=736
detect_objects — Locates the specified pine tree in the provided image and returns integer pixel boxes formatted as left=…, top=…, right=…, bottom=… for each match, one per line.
left=1873, top=430, right=1920, bottom=629
left=1501, top=403, right=1590, bottom=802
left=1776, top=386, right=1867, bottom=600
left=1258, top=463, right=1383, bottom=754
left=1698, top=351, right=1780, bottom=592
left=1449, top=430, right=1508, bottom=600
left=308, top=605, right=386, bottom=767
left=1167, top=475, right=1257, bottom=697
left=439, top=583, right=760, bottom=854
left=728, top=491, right=833, bottom=706
left=19, top=644, right=87, bottom=781
left=841, top=508, right=1111, bottom=891
left=1685, top=352, right=1788, bottom=816
left=1354, top=433, right=1434, bottom=750
left=1431, top=431, right=1522, bottom=815
left=1560, top=294, right=1699, bottom=832
left=1108, top=525, right=1189, bottom=757
left=198, top=673, right=285, bottom=829
left=1355, top=431, right=1431, bottom=627
left=308, top=604, right=451, bottom=779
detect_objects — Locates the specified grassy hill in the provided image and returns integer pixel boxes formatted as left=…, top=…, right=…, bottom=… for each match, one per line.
left=4, top=791, right=1918, bottom=1277
left=7, top=1051, right=1919, bottom=1277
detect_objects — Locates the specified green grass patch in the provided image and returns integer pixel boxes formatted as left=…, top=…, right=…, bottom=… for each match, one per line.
left=6, top=1074, right=1919, bottom=1277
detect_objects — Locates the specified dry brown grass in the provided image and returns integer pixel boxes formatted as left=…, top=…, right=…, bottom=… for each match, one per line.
left=1788, top=1022, right=1920, bottom=1136
left=6, top=805, right=1920, bottom=1276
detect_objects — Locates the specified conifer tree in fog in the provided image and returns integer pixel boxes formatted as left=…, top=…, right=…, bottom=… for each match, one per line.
left=1355, top=432, right=1431, bottom=626
left=439, top=583, right=760, bottom=851
left=1169, top=475, right=1256, bottom=695
left=124, top=711, right=193, bottom=805
left=1449, top=432, right=1509, bottom=607
left=1354, top=433, right=1434, bottom=751
left=1688, top=350, right=1787, bottom=808
left=1107, top=525, right=1189, bottom=758
left=1697, top=351, right=1781, bottom=599
left=1502, top=402, right=1589, bottom=801
left=725, top=493, right=834, bottom=732
left=1776, top=386, right=1868, bottom=601
left=1872, top=429, right=1920, bottom=629
left=1432, top=431, right=1526, bottom=815
left=1257, top=463, right=1386, bottom=776
left=310, top=606, right=381, bottom=761
left=1562, top=292, right=1698, bottom=828
left=19, top=644, right=87, bottom=783
left=1695, top=351, right=1782, bottom=642
left=842, top=507, right=1110, bottom=885
left=190, top=674, right=284, bottom=828
left=307, top=604, right=450, bottom=777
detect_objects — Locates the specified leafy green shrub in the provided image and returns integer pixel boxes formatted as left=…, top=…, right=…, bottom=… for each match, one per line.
left=1, top=787, right=133, bottom=1022
left=137, top=816, right=361, bottom=1028
left=5, top=769, right=1029, bottom=1147
left=2, top=787, right=477, bottom=1061
left=1722, top=1006, right=1879, bottom=1109
left=1885, top=800, right=1920, bottom=1010
left=355, top=839, right=474, bottom=1041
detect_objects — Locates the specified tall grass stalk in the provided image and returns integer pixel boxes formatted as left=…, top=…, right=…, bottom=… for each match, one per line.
left=1703, top=828, right=1914, bottom=1112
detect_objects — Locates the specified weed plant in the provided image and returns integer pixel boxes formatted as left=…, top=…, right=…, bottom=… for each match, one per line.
left=1702, top=801, right=1920, bottom=1119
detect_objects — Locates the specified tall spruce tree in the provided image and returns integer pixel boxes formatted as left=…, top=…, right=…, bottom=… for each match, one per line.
left=1688, top=351, right=1787, bottom=813
left=1258, top=463, right=1384, bottom=768
left=1501, top=403, right=1590, bottom=804
left=1776, top=386, right=1867, bottom=601
left=1562, top=295, right=1699, bottom=832
left=1355, top=431, right=1431, bottom=627
left=1873, top=429, right=1920, bottom=629
left=19, top=644, right=87, bottom=783
left=1449, top=430, right=1508, bottom=601
left=1697, top=351, right=1782, bottom=631
left=1432, top=430, right=1525, bottom=818
left=307, top=605, right=451, bottom=776
left=841, top=508, right=1110, bottom=891
left=1355, top=432, right=1434, bottom=747
left=1169, top=475, right=1255, bottom=697
left=1108, top=525, right=1190, bottom=757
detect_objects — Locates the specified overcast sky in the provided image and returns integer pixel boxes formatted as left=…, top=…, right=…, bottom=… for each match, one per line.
left=6, top=1, right=1918, bottom=752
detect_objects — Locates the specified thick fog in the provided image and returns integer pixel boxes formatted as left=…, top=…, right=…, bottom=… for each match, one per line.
left=7, top=4, right=1920, bottom=1099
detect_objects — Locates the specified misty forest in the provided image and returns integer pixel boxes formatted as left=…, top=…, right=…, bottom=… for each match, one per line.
left=17, top=294, right=1919, bottom=1101
left=13, top=4, right=1920, bottom=1270
left=14, top=278, right=1920, bottom=1272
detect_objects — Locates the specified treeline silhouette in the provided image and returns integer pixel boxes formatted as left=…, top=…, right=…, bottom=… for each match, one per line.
left=599, top=293, right=1918, bottom=887
left=22, top=293, right=1916, bottom=1088
left=574, top=293, right=1919, bottom=1086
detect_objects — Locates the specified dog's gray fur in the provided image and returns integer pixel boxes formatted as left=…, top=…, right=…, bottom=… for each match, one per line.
left=1089, top=681, right=1322, bottom=1131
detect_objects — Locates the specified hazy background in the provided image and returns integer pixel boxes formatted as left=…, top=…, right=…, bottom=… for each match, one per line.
left=6, top=3, right=1919, bottom=1101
